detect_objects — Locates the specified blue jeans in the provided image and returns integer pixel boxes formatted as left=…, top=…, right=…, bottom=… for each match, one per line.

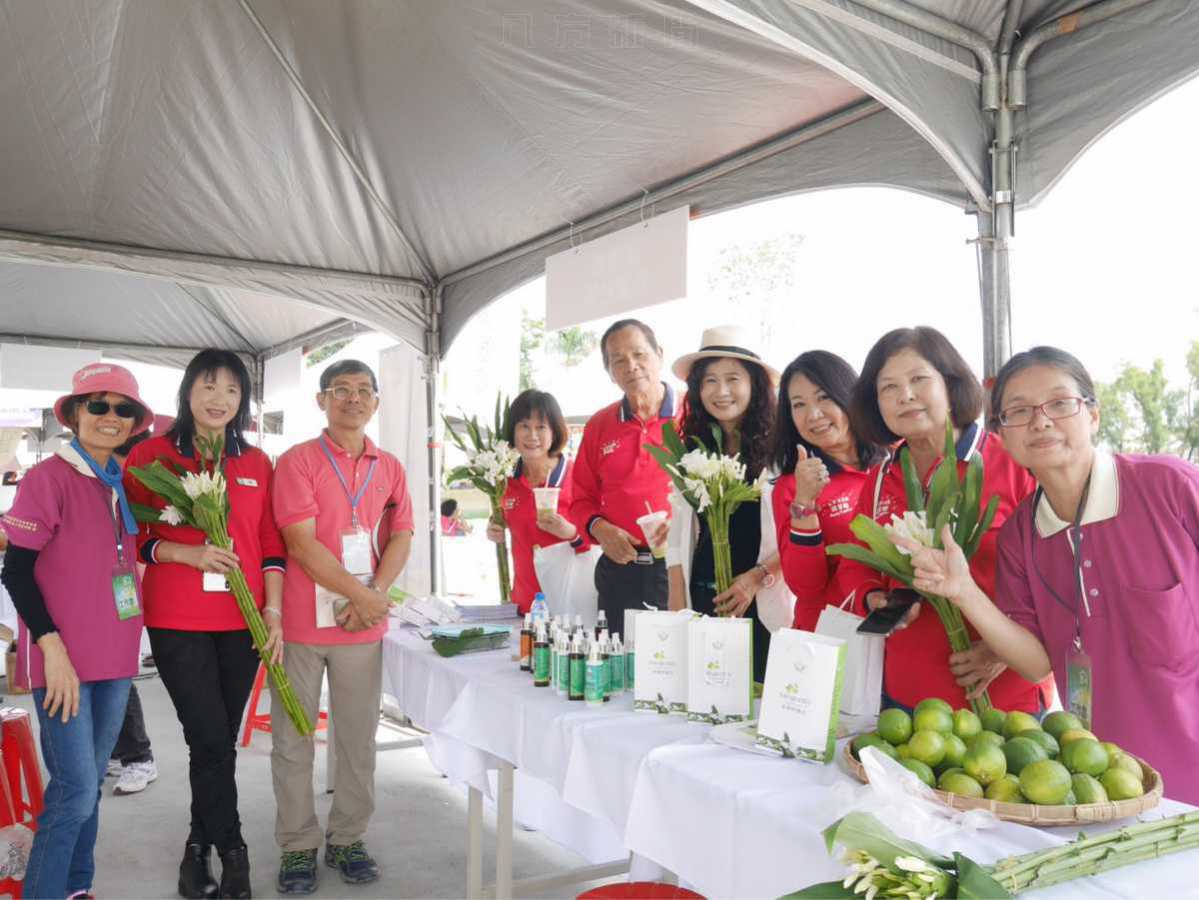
left=25, top=678, right=131, bottom=899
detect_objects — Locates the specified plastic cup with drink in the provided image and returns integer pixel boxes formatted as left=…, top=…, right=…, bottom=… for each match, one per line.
left=636, top=503, right=669, bottom=560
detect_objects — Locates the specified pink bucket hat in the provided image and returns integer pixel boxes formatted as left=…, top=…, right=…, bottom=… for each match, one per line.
left=53, top=363, right=154, bottom=435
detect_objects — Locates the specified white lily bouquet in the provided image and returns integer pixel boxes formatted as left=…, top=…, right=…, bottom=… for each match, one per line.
left=826, top=421, right=998, bottom=715
left=444, top=396, right=520, bottom=603
left=128, top=435, right=312, bottom=735
left=646, top=422, right=766, bottom=596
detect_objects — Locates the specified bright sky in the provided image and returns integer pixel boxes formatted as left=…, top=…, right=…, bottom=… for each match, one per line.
left=444, top=74, right=1199, bottom=418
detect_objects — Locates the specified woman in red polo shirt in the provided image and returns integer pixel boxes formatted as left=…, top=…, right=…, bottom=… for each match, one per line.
left=838, top=326, right=1051, bottom=714
left=770, top=351, right=885, bottom=631
left=125, top=350, right=285, bottom=899
left=486, top=390, right=586, bottom=615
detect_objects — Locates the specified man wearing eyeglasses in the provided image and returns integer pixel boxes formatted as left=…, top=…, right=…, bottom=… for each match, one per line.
left=269, top=360, right=414, bottom=894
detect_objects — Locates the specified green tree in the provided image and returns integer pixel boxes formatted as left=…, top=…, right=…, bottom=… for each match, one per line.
left=1180, top=340, right=1199, bottom=461
left=552, top=326, right=598, bottom=366
left=706, top=233, right=804, bottom=356
left=1114, top=359, right=1183, bottom=454
left=305, top=339, right=351, bottom=366
left=1094, top=380, right=1132, bottom=454
left=519, top=311, right=545, bottom=391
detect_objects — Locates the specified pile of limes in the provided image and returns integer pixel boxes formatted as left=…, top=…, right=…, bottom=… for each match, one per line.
left=850, top=701, right=1147, bottom=805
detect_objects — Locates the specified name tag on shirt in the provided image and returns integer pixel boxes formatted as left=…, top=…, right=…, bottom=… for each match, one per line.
left=236, top=477, right=258, bottom=487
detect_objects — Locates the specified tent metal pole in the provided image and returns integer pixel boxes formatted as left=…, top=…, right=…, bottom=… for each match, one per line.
left=1009, top=0, right=1156, bottom=107
left=254, top=354, right=267, bottom=448
left=843, top=0, right=1000, bottom=109
left=425, top=286, right=445, bottom=597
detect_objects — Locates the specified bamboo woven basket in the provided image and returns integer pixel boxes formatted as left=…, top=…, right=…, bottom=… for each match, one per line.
left=842, top=740, right=1162, bottom=827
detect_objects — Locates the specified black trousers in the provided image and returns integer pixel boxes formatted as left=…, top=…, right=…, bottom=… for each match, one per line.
left=594, top=554, right=668, bottom=639
left=148, top=628, right=259, bottom=853
left=110, top=682, right=153, bottom=765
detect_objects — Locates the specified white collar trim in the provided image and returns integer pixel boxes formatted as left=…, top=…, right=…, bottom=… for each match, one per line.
left=1034, top=448, right=1119, bottom=537
left=56, top=443, right=97, bottom=479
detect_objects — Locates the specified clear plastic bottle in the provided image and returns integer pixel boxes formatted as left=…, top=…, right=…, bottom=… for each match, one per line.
left=595, top=608, right=608, bottom=642
left=585, top=642, right=604, bottom=707
left=530, top=592, right=549, bottom=626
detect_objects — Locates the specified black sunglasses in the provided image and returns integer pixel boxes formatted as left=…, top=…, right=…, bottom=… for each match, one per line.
left=85, top=399, right=141, bottom=419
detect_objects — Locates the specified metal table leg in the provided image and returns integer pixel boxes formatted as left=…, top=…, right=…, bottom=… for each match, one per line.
left=467, top=785, right=484, bottom=899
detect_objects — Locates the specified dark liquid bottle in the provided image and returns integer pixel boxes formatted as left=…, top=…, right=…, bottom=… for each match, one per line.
left=595, top=609, right=608, bottom=643
left=533, top=622, right=550, bottom=687
left=568, top=635, right=585, bottom=701
left=519, top=613, right=533, bottom=672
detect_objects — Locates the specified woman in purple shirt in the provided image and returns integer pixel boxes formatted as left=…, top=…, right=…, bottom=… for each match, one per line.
left=0, top=364, right=152, bottom=898
left=898, top=346, right=1199, bottom=806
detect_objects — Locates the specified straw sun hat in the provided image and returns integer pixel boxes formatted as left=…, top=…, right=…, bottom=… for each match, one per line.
left=671, top=325, right=779, bottom=385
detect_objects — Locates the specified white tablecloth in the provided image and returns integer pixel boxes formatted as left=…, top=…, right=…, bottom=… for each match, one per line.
left=383, top=623, right=1199, bottom=899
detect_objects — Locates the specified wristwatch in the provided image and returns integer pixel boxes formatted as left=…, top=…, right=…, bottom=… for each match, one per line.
left=754, top=563, right=776, bottom=589
left=789, top=499, right=819, bottom=519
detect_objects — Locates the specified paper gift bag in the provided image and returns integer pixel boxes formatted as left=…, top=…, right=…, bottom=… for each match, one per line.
left=634, top=610, right=694, bottom=715
left=687, top=616, right=753, bottom=724
left=815, top=597, right=884, bottom=719
left=533, top=542, right=601, bottom=628
left=756, top=629, right=847, bottom=763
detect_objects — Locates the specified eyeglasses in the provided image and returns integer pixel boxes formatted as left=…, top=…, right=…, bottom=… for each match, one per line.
left=84, top=399, right=140, bottom=419
left=998, top=396, right=1091, bottom=428
left=324, top=386, right=377, bottom=403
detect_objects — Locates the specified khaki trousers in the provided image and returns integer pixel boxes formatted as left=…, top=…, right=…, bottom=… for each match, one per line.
left=270, top=640, right=382, bottom=850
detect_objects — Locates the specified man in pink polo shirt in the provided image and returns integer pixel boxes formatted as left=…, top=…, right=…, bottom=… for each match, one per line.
left=270, top=360, right=413, bottom=894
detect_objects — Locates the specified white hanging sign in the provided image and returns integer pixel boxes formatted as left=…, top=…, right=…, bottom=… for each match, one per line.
left=545, top=206, right=689, bottom=330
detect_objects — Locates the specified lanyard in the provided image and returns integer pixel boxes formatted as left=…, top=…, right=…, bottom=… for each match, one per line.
left=108, top=492, right=127, bottom=567
left=1030, top=472, right=1093, bottom=650
left=319, top=435, right=378, bottom=528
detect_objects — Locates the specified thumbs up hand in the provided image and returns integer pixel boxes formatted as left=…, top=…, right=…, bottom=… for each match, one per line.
left=793, top=444, right=830, bottom=507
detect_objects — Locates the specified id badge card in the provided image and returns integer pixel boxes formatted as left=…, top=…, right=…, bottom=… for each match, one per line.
left=202, top=539, right=232, bottom=593
left=315, top=575, right=370, bottom=629
left=112, top=563, right=141, bottom=621
left=341, top=527, right=372, bottom=576
left=1066, top=643, right=1094, bottom=730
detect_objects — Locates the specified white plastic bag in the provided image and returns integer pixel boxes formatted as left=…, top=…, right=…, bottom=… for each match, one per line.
left=533, top=542, right=600, bottom=627
left=0, top=824, right=33, bottom=880
left=816, top=596, right=884, bottom=718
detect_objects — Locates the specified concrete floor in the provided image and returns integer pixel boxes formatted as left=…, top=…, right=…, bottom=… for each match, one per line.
left=6, top=672, right=618, bottom=899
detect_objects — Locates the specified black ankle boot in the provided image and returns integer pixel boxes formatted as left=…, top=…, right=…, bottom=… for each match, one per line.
left=178, top=842, right=218, bottom=899
left=219, top=845, right=252, bottom=899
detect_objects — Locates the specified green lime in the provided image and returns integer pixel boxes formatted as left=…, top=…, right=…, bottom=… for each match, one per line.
left=941, top=733, right=968, bottom=769
left=968, top=731, right=1005, bottom=751
left=908, top=729, right=947, bottom=768
left=1041, top=711, right=1084, bottom=741
left=913, top=706, right=954, bottom=735
left=1020, top=760, right=1072, bottom=804
left=1100, top=767, right=1145, bottom=801
left=896, top=742, right=912, bottom=759
left=1059, top=728, right=1098, bottom=747
left=1071, top=773, right=1109, bottom=804
left=1113, top=752, right=1144, bottom=780
left=937, top=766, right=964, bottom=784
left=952, top=709, right=983, bottom=740
left=1016, top=728, right=1060, bottom=760
left=874, top=741, right=900, bottom=760
left=980, top=708, right=1008, bottom=734
left=938, top=771, right=985, bottom=798
left=1003, top=736, right=1049, bottom=775
left=915, top=697, right=954, bottom=717
left=1061, top=738, right=1109, bottom=777
left=900, top=758, right=936, bottom=788
left=985, top=774, right=1025, bottom=803
left=878, top=708, right=914, bottom=745
left=1063, top=790, right=1077, bottom=805
left=1100, top=741, right=1122, bottom=759
left=1002, top=711, right=1041, bottom=740
left=851, top=733, right=885, bottom=759
left=963, top=742, right=1008, bottom=786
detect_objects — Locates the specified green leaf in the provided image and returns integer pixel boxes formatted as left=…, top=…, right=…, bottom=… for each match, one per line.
left=965, top=495, right=1000, bottom=558
left=825, top=543, right=910, bottom=584
left=777, top=881, right=858, bottom=899
left=130, top=502, right=164, bottom=524
left=925, top=419, right=961, bottom=524
left=662, top=420, right=687, bottom=460
left=709, top=422, right=724, bottom=455
left=821, top=811, right=952, bottom=870
left=955, top=852, right=1013, bottom=898
left=848, top=515, right=914, bottom=577
left=899, top=447, right=925, bottom=513
left=953, top=453, right=983, bottom=548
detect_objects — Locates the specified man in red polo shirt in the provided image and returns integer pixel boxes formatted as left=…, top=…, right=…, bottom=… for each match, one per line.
left=570, top=319, right=679, bottom=637
left=270, top=360, right=414, bottom=895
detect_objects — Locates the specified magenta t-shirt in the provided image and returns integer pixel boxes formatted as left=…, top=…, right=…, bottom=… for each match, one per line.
left=995, top=454, right=1199, bottom=805
left=1, top=454, right=143, bottom=689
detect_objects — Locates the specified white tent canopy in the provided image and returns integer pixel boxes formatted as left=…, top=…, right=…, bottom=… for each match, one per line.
left=2, top=0, right=1197, bottom=587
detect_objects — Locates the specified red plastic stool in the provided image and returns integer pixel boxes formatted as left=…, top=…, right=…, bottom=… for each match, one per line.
left=0, top=708, right=42, bottom=829
left=578, top=884, right=705, bottom=899
left=0, top=722, right=24, bottom=900
left=240, top=665, right=327, bottom=746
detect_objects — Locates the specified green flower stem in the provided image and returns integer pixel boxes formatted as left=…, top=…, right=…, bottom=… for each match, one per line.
left=988, top=812, right=1199, bottom=892
left=707, top=508, right=733, bottom=597
left=919, top=591, right=992, bottom=715
left=490, top=491, right=512, bottom=604
left=208, top=518, right=313, bottom=736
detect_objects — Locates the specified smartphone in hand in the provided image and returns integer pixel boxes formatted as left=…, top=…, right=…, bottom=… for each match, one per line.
left=856, top=588, right=921, bottom=635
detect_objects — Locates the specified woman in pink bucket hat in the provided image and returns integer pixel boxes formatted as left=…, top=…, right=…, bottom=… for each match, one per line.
left=1, top=362, right=152, bottom=899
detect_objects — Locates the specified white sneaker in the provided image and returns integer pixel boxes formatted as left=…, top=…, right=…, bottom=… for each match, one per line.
left=105, top=759, right=123, bottom=778
left=113, top=760, right=158, bottom=795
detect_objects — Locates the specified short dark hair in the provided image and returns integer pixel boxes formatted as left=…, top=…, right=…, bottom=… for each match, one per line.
left=170, top=350, right=253, bottom=451
left=851, top=326, right=984, bottom=445
left=440, top=498, right=459, bottom=517
left=989, top=346, right=1097, bottom=430
left=683, top=356, right=775, bottom=481
left=320, top=359, right=379, bottom=393
left=599, top=319, right=660, bottom=369
left=772, top=350, right=885, bottom=475
left=505, top=390, right=568, bottom=457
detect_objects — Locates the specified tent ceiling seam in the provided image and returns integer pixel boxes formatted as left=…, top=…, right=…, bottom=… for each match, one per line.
left=235, top=0, right=438, bottom=287
left=176, top=284, right=258, bottom=354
